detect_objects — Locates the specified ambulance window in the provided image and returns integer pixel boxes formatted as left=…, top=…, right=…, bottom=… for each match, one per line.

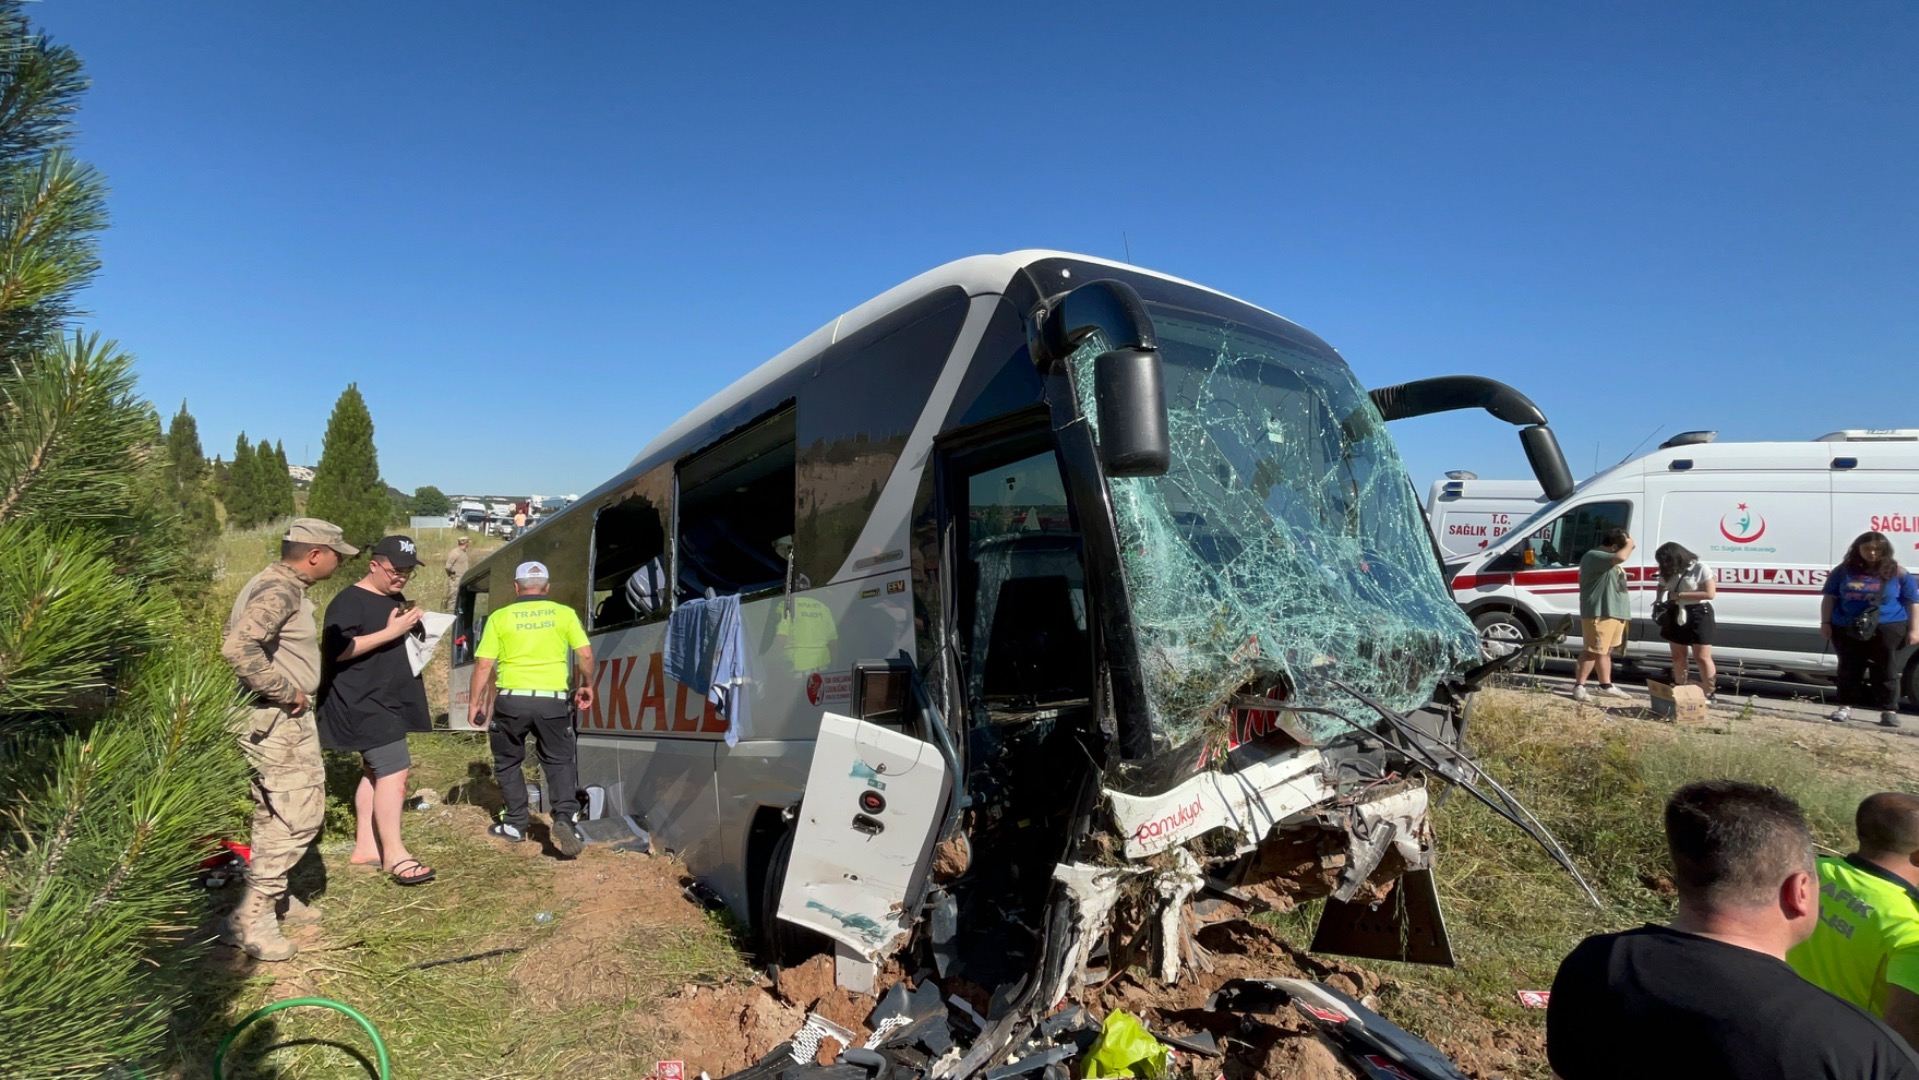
left=590, top=466, right=673, bottom=630
left=454, top=576, right=490, bottom=665
left=1503, top=501, right=1632, bottom=570
left=677, top=406, right=797, bottom=600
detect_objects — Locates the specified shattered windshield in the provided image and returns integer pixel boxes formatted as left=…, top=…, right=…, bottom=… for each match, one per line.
left=1069, top=303, right=1479, bottom=747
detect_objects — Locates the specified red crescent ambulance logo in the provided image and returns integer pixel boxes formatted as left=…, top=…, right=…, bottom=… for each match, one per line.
left=806, top=672, right=824, bottom=706
left=1720, top=504, right=1765, bottom=543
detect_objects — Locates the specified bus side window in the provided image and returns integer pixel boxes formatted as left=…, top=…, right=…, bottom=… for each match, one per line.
left=454, top=576, right=490, bottom=665
left=590, top=467, right=673, bottom=629
left=676, top=406, right=797, bottom=601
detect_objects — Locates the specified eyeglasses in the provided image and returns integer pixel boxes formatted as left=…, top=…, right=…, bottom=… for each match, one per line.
left=376, top=561, right=415, bottom=577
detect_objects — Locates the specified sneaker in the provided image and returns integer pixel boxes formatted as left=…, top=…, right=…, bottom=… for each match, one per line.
left=488, top=822, right=526, bottom=843
left=1828, top=706, right=1851, bottom=723
left=551, top=815, right=585, bottom=859
left=1572, top=685, right=1592, bottom=703
left=1882, top=712, right=1903, bottom=729
left=1600, top=684, right=1631, bottom=699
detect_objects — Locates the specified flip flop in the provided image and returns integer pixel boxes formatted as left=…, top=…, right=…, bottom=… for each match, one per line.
left=389, top=858, right=437, bottom=887
left=347, top=857, right=383, bottom=872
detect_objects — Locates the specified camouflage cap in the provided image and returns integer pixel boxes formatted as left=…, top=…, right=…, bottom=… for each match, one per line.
left=285, top=517, right=359, bottom=556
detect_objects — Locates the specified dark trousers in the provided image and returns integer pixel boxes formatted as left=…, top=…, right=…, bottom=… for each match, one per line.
left=490, top=694, right=579, bottom=827
left=1834, top=621, right=1906, bottom=711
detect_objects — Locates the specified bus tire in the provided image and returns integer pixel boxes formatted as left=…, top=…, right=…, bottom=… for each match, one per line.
left=1472, top=609, right=1530, bottom=662
left=760, top=825, right=828, bottom=968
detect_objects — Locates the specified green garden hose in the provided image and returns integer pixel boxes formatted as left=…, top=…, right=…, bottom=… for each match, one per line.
left=212, top=996, right=390, bottom=1080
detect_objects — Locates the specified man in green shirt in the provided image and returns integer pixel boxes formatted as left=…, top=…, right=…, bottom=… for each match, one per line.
left=1574, top=528, right=1635, bottom=703
left=468, top=560, right=595, bottom=857
left=1789, top=792, right=1919, bottom=1049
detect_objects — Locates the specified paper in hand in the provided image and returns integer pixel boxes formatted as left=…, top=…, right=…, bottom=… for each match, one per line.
left=407, top=611, right=457, bottom=676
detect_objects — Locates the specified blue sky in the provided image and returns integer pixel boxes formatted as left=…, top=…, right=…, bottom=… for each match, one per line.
left=36, top=2, right=1918, bottom=498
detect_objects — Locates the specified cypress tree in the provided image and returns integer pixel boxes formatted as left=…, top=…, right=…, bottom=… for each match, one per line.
left=162, top=401, right=217, bottom=540
left=305, top=383, right=387, bottom=549
left=228, top=433, right=257, bottom=528
left=270, top=439, right=295, bottom=518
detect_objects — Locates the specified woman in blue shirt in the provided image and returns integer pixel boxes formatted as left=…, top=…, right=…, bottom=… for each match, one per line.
left=1822, top=531, right=1919, bottom=727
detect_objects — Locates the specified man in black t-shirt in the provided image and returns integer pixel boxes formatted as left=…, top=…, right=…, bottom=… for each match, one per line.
left=319, top=536, right=435, bottom=886
left=1549, top=781, right=1919, bottom=1079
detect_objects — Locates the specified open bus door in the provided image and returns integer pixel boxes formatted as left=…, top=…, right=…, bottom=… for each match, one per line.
left=776, top=663, right=956, bottom=991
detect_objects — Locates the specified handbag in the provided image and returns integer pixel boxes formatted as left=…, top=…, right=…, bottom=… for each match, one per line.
left=1846, top=576, right=1895, bottom=642
left=1652, top=599, right=1676, bottom=627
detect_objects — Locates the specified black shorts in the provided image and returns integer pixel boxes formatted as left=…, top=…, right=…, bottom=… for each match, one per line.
left=361, top=739, right=412, bottom=778
left=1660, top=603, right=1716, bottom=646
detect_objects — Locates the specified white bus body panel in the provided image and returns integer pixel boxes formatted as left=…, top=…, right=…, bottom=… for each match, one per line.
left=776, top=712, right=952, bottom=960
left=1450, top=440, right=1919, bottom=677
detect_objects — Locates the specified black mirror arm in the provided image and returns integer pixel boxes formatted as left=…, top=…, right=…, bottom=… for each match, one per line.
left=1028, top=279, right=1158, bottom=369
left=1368, top=376, right=1575, bottom=501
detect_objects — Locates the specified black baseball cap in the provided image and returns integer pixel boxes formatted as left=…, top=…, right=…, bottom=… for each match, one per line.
left=372, top=535, right=421, bottom=569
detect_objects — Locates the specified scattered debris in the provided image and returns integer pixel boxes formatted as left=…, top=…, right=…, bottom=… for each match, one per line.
left=1516, top=990, right=1551, bottom=1010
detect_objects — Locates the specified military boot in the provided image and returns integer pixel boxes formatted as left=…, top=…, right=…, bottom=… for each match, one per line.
left=279, top=893, right=322, bottom=928
left=219, top=887, right=298, bottom=961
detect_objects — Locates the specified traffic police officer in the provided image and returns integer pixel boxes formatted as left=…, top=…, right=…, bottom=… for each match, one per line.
left=219, top=517, right=356, bottom=960
left=467, top=560, right=595, bottom=857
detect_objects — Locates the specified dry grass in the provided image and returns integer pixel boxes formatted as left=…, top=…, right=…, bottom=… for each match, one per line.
left=161, top=730, right=754, bottom=1080
left=160, top=523, right=756, bottom=1079
left=1261, top=683, right=1901, bottom=1077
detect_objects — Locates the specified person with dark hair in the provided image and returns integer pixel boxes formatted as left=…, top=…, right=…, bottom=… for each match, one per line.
left=1654, top=541, right=1718, bottom=703
left=1573, top=527, right=1634, bottom=703
left=1791, top=792, right=1919, bottom=1050
left=1822, top=531, right=1919, bottom=727
left=1548, top=781, right=1919, bottom=1078
left=319, top=535, right=435, bottom=886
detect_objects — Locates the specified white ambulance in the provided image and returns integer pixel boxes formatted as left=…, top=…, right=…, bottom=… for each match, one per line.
left=1425, top=473, right=1548, bottom=563
left=1449, top=430, right=1919, bottom=705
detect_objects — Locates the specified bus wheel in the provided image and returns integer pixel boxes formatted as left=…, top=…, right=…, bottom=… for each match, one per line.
left=1473, top=610, right=1529, bottom=661
left=759, top=826, right=828, bottom=968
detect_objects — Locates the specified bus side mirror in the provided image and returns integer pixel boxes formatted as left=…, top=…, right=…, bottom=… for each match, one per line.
left=1028, top=279, right=1170, bottom=479
left=1094, top=347, right=1171, bottom=477
left=1520, top=425, right=1575, bottom=501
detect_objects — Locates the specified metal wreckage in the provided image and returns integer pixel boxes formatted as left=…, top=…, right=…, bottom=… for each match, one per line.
left=724, top=278, right=1596, bottom=1080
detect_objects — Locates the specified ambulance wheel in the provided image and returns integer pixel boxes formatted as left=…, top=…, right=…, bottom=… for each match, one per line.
left=1473, top=609, right=1529, bottom=661
left=759, top=826, right=828, bottom=968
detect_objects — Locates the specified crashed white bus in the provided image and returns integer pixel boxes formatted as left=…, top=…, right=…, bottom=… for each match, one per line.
left=451, top=251, right=1585, bottom=1074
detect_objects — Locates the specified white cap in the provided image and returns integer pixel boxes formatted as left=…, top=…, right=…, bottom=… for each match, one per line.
left=515, top=561, right=550, bottom=582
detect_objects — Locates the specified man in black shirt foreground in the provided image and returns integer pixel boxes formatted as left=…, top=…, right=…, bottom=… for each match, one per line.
left=1549, top=781, right=1919, bottom=1079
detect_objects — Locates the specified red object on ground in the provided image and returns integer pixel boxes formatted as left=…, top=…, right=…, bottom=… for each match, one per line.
left=198, top=838, right=251, bottom=869
left=1517, top=990, right=1551, bottom=1009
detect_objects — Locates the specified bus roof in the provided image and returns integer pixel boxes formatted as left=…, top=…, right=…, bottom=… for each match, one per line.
left=624, top=249, right=1284, bottom=475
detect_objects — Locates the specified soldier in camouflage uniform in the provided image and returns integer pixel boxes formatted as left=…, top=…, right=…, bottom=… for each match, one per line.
left=445, top=535, right=470, bottom=611
left=218, top=518, right=357, bottom=961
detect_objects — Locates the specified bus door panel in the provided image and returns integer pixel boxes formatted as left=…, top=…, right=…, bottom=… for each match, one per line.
left=777, top=712, right=952, bottom=961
